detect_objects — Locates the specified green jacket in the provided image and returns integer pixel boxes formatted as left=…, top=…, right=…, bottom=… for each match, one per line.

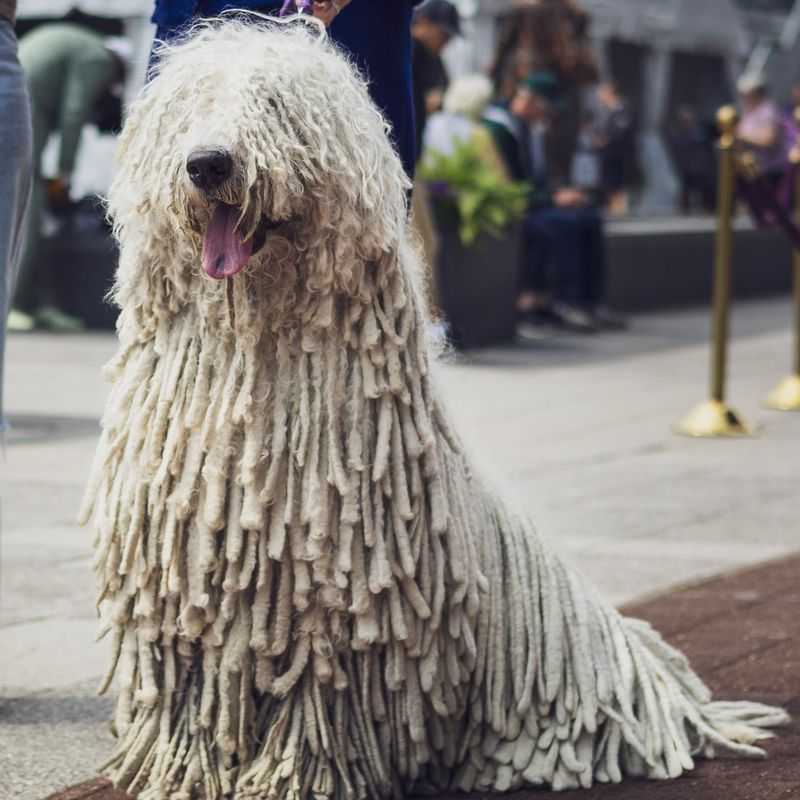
left=482, top=105, right=553, bottom=211
left=19, top=23, right=118, bottom=175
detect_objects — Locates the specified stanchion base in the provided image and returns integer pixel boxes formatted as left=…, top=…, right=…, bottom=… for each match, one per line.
left=675, top=399, right=755, bottom=437
left=763, top=374, right=800, bottom=410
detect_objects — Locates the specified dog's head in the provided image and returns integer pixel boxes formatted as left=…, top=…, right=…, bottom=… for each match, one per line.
left=111, top=18, right=409, bottom=285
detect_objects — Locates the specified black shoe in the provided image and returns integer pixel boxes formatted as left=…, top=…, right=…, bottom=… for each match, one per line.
left=516, top=307, right=563, bottom=340
left=526, top=307, right=567, bottom=327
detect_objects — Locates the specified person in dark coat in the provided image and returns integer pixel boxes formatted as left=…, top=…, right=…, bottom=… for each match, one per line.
left=410, top=0, right=460, bottom=163
left=667, top=106, right=716, bottom=214
left=596, top=81, right=636, bottom=214
left=151, top=0, right=424, bottom=178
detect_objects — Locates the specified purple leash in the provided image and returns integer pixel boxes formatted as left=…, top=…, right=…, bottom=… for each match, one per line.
left=280, top=0, right=314, bottom=14
left=737, top=163, right=800, bottom=250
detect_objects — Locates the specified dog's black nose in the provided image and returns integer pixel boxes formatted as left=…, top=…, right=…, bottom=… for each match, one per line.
left=186, top=149, right=233, bottom=191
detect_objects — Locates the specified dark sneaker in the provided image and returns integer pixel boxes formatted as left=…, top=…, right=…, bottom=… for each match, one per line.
left=516, top=320, right=558, bottom=341
left=516, top=307, right=563, bottom=340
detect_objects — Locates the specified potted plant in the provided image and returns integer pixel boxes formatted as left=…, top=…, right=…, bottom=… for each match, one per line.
left=419, top=135, right=529, bottom=348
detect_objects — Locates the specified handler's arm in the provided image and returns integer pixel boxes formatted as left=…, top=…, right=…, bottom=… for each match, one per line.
left=57, top=54, right=116, bottom=176
left=312, top=0, right=351, bottom=26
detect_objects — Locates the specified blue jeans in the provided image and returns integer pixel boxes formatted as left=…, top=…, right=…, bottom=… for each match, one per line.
left=522, top=205, right=606, bottom=310
left=0, top=20, right=33, bottom=426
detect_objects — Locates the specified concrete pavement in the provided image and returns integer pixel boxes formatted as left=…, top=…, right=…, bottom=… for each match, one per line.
left=1, top=297, right=799, bottom=799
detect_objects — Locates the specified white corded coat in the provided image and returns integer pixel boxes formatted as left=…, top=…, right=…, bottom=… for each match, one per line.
left=80, top=17, right=788, bottom=800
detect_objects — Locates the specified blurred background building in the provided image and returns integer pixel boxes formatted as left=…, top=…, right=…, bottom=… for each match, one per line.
left=14, top=0, right=800, bottom=212
left=451, top=0, right=800, bottom=212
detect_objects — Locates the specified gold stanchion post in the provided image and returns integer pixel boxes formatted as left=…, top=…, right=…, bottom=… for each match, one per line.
left=763, top=107, right=800, bottom=410
left=675, top=106, right=754, bottom=436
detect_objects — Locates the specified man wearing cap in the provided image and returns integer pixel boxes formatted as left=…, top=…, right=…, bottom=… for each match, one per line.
left=411, top=0, right=461, bottom=162
left=10, top=23, right=128, bottom=331
left=0, top=0, right=33, bottom=429
left=484, top=71, right=618, bottom=332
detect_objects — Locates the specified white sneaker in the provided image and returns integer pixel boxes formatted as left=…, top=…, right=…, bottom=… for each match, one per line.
left=34, top=305, right=85, bottom=332
left=7, top=308, right=35, bottom=331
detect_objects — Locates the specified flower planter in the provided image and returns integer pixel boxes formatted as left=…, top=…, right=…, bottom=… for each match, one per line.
left=435, top=223, right=520, bottom=349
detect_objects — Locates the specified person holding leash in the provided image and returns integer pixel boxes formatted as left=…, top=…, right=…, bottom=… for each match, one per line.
left=151, top=0, right=426, bottom=178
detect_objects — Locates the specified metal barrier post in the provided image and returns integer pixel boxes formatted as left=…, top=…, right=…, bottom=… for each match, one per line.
left=675, top=106, right=754, bottom=437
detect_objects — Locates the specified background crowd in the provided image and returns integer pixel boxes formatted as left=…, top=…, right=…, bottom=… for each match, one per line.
left=411, top=0, right=800, bottom=340
left=3, top=0, right=800, bottom=360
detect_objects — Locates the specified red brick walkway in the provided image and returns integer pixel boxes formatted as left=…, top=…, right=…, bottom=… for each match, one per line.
left=45, top=555, right=800, bottom=800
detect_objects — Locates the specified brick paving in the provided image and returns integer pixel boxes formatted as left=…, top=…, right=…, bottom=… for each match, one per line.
left=44, top=554, right=799, bottom=800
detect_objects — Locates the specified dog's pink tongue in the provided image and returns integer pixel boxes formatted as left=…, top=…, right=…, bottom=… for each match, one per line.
left=201, top=203, right=253, bottom=279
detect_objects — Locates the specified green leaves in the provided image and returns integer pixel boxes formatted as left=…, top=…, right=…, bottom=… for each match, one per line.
left=419, top=135, right=529, bottom=247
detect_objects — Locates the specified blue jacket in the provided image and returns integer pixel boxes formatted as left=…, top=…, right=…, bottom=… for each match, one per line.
left=332, top=1, right=416, bottom=177
left=152, top=1, right=418, bottom=176
left=153, top=1, right=277, bottom=26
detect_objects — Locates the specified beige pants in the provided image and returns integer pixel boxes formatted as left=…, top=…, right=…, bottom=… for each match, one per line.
left=409, top=180, right=440, bottom=310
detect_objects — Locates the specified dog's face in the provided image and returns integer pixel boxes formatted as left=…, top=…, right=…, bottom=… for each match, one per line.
left=112, top=19, right=407, bottom=284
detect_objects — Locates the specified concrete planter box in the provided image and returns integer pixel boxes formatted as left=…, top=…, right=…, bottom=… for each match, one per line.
left=48, top=228, right=119, bottom=331
left=436, top=224, right=520, bottom=349
left=605, top=217, right=793, bottom=312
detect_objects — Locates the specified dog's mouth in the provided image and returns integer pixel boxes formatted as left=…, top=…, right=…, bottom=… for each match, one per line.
left=200, top=203, right=278, bottom=280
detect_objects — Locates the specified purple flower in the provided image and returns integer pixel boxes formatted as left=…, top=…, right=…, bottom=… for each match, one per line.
left=429, top=179, right=452, bottom=199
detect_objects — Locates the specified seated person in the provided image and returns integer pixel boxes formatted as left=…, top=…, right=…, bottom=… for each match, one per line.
left=483, top=71, right=623, bottom=332
left=736, top=73, right=785, bottom=179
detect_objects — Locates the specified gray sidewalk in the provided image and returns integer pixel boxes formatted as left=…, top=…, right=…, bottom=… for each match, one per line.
left=1, top=297, right=799, bottom=799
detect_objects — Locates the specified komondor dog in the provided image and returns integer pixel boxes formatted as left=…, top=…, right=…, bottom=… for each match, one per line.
left=80, top=17, right=787, bottom=800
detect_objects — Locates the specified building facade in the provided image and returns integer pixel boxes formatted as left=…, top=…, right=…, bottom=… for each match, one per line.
left=16, top=0, right=800, bottom=212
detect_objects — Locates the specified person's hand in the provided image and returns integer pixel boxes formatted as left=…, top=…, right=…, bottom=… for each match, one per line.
left=425, top=89, right=444, bottom=115
left=46, top=175, right=73, bottom=214
left=311, top=0, right=349, bottom=26
left=554, top=187, right=586, bottom=208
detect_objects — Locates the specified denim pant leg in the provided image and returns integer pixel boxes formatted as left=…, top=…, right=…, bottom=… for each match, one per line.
left=520, top=211, right=554, bottom=293
left=0, top=22, right=33, bottom=315
left=13, top=170, right=46, bottom=312
left=0, top=20, right=34, bottom=427
left=575, top=206, right=606, bottom=309
left=525, top=207, right=583, bottom=306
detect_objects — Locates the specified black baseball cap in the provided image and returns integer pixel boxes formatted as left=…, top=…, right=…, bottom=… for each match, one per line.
left=414, top=0, right=462, bottom=38
left=519, top=71, right=565, bottom=108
